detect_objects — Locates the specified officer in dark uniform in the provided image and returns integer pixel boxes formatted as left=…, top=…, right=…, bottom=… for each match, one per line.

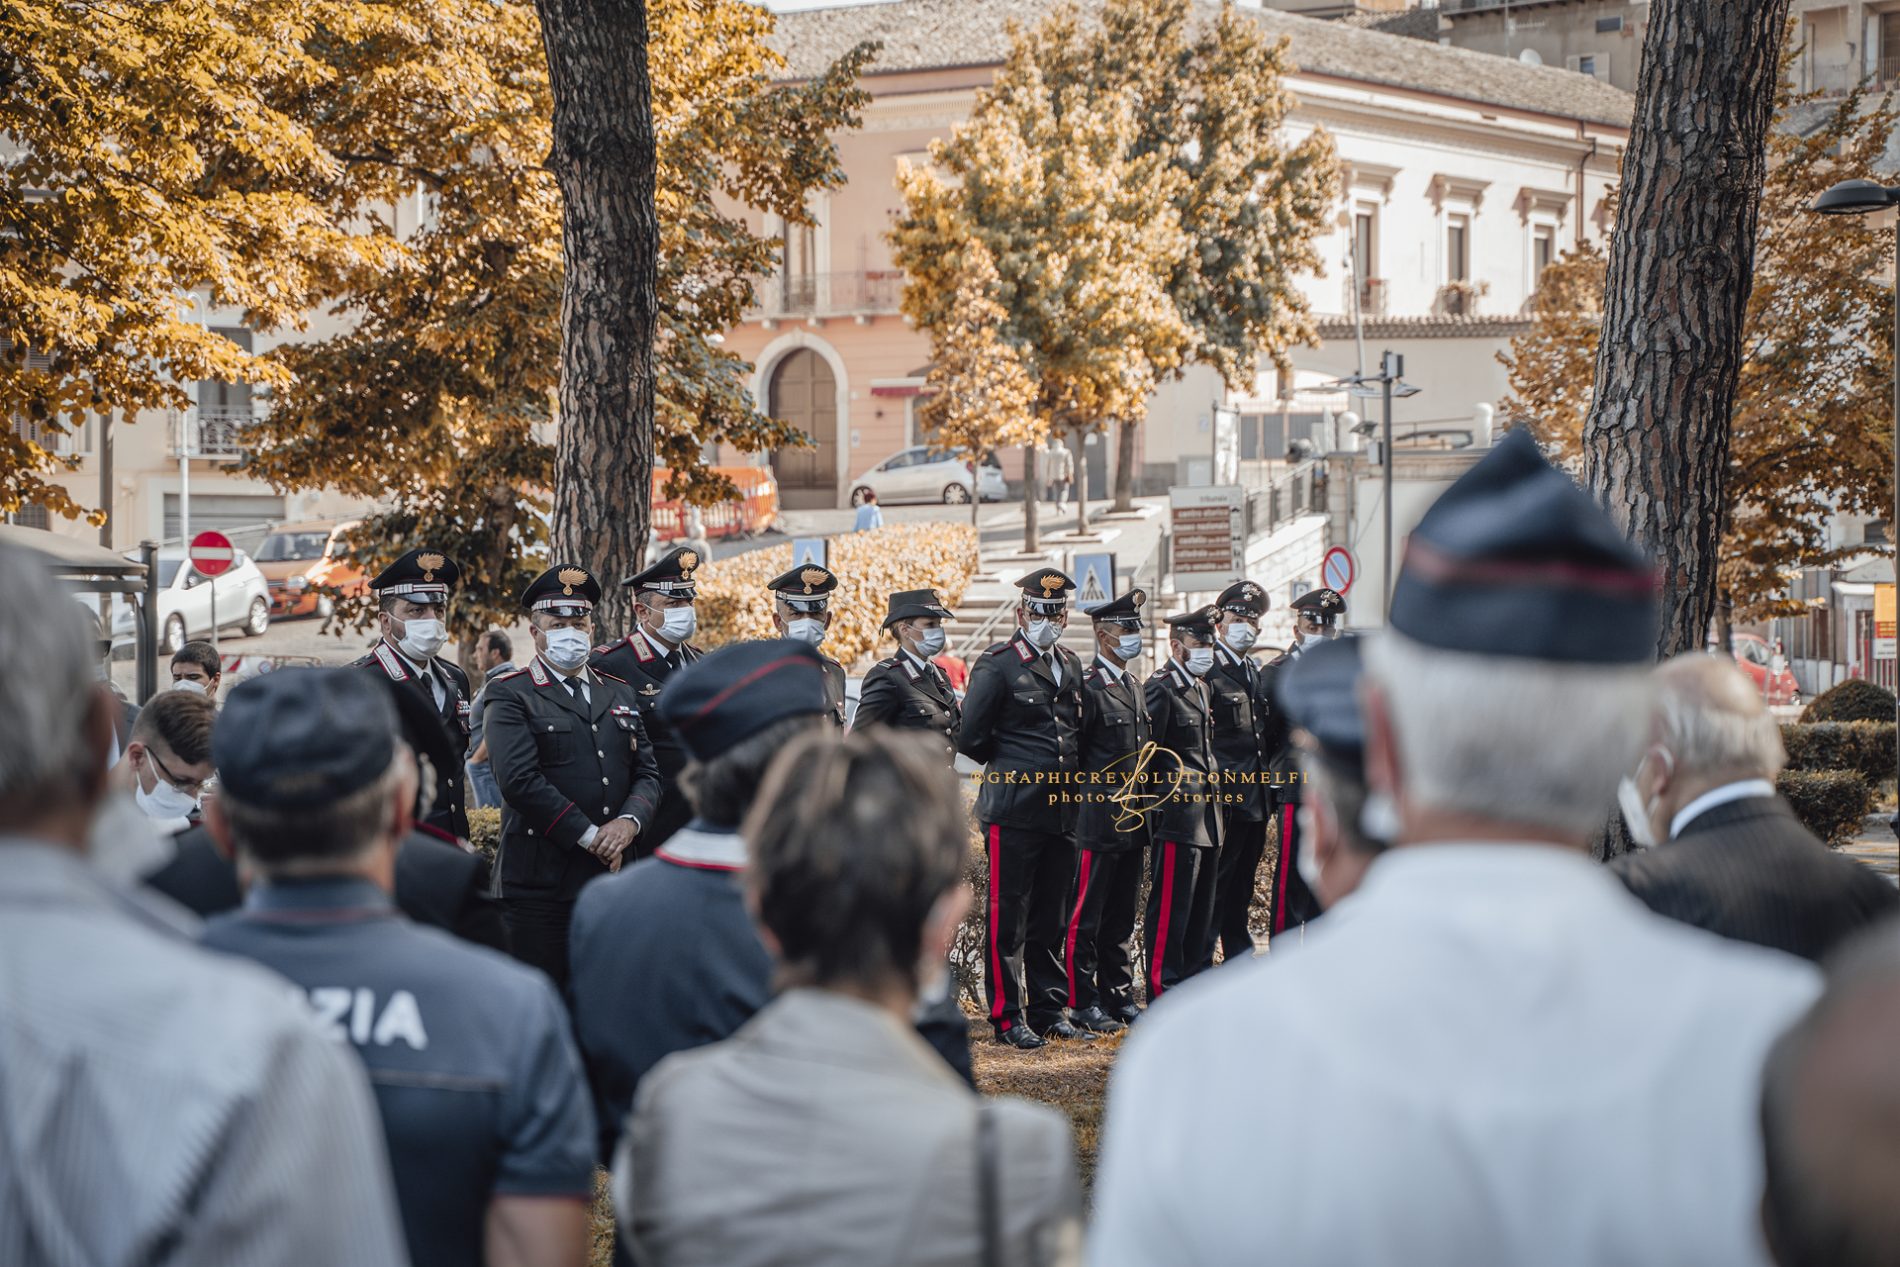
left=354, top=547, right=472, bottom=842
left=852, top=588, right=960, bottom=759
left=958, top=569, right=1086, bottom=1048
left=766, top=562, right=847, bottom=727
left=1144, top=604, right=1225, bottom=1000
left=1262, top=586, right=1347, bottom=943
left=199, top=669, right=597, bottom=1267
left=1205, top=579, right=1276, bottom=968
left=590, top=546, right=704, bottom=853
left=1063, top=587, right=1153, bottom=1033
left=485, top=564, right=663, bottom=988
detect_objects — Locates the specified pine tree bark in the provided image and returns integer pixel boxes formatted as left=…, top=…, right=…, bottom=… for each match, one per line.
left=1581, top=0, right=1792, bottom=657
left=535, top=0, right=658, bottom=639
left=1024, top=443, right=1041, bottom=553
left=1113, top=415, right=1138, bottom=513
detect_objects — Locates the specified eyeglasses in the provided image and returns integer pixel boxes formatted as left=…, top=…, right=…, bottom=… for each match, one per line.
left=147, top=748, right=207, bottom=797
left=782, top=597, right=829, bottom=614
left=1025, top=601, right=1070, bottom=618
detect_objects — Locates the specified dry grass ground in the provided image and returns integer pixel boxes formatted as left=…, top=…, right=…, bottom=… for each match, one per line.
left=969, top=1019, right=1122, bottom=1192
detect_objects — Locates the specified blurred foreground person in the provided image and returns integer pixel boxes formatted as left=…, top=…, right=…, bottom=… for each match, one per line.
left=619, top=729, right=1083, bottom=1267
left=202, top=669, right=595, bottom=1267
left=1092, top=430, right=1822, bottom=1267
left=0, top=543, right=408, bottom=1266
left=1271, top=634, right=1387, bottom=908
left=1760, top=922, right=1900, bottom=1267
left=1612, top=654, right=1897, bottom=962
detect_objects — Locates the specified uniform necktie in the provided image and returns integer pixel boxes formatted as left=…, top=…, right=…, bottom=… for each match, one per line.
left=423, top=664, right=446, bottom=710
left=564, top=675, right=591, bottom=707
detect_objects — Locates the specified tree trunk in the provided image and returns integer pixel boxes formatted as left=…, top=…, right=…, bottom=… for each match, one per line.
left=1024, top=443, right=1041, bottom=553
left=535, top=0, right=658, bottom=640
left=1716, top=585, right=1734, bottom=654
left=1113, top=415, right=1138, bottom=513
left=1580, top=0, right=1792, bottom=658
left=1072, top=429, right=1090, bottom=535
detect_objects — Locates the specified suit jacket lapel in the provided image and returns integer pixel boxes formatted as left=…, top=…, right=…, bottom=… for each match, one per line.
left=538, top=659, right=592, bottom=722
left=1025, top=643, right=1058, bottom=690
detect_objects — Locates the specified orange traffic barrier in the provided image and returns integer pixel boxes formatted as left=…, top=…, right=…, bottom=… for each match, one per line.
left=651, top=467, right=780, bottom=541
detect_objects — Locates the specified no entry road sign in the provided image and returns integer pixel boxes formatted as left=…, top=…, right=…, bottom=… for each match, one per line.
left=189, top=530, right=236, bottom=577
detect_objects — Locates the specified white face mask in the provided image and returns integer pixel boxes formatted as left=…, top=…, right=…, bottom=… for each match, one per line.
left=1114, top=633, right=1143, bottom=662
left=134, top=753, right=199, bottom=822
left=913, top=626, right=947, bottom=659
left=785, top=618, right=826, bottom=647
left=542, top=627, right=591, bottom=672
left=1359, top=790, right=1401, bottom=843
left=1296, top=806, right=1325, bottom=897
left=1222, top=623, right=1258, bottom=653
left=1026, top=618, right=1061, bottom=650
left=170, top=679, right=208, bottom=696
left=396, top=616, right=447, bottom=661
left=1617, top=776, right=1659, bottom=849
left=654, top=605, right=697, bottom=645
left=1183, top=647, right=1215, bottom=676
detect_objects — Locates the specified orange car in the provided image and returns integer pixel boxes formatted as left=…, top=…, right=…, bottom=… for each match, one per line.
left=256, top=520, right=368, bottom=618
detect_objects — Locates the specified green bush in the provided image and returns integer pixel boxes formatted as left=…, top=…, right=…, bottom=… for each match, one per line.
left=1800, top=678, right=1897, bottom=724
left=1781, top=722, right=1897, bottom=784
left=466, top=806, right=501, bottom=859
left=1776, top=770, right=1871, bottom=846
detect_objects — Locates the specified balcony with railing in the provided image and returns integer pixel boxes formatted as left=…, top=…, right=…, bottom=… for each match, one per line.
left=750, top=269, right=907, bottom=321
left=171, top=402, right=257, bottom=460
left=1346, top=276, right=1388, bottom=317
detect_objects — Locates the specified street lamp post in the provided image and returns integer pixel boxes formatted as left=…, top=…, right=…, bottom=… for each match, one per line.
left=1324, top=353, right=1420, bottom=619
left=1811, top=177, right=1900, bottom=840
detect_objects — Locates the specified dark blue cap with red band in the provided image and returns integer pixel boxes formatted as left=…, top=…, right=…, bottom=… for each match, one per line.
left=214, top=668, right=398, bottom=810
left=658, top=638, right=829, bottom=762
left=1273, top=634, right=1366, bottom=771
left=1388, top=428, right=1657, bottom=664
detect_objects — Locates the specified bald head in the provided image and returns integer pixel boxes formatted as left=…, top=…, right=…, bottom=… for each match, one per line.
left=1761, top=926, right=1900, bottom=1267
left=1652, top=652, right=1786, bottom=782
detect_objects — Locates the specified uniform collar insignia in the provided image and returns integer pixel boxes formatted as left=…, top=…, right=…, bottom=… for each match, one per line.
left=372, top=642, right=409, bottom=682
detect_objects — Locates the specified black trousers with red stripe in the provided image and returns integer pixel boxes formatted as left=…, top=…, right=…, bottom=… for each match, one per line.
left=1266, top=801, right=1324, bottom=947
left=1061, top=847, right=1144, bottom=1016
left=1144, top=840, right=1218, bottom=1000
left=1208, top=812, right=1269, bottom=966
left=982, top=823, right=1076, bottom=1035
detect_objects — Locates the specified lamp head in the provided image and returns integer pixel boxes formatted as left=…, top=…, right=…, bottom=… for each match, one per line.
left=1811, top=179, right=1900, bottom=216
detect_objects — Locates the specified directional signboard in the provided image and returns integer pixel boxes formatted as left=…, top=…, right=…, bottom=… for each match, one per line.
left=1169, top=485, right=1245, bottom=591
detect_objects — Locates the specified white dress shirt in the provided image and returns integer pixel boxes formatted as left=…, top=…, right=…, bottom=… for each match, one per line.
left=1669, top=778, right=1779, bottom=840
left=1091, top=843, right=1820, bottom=1267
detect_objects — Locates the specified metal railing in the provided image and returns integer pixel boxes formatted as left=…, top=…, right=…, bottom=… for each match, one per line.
left=751, top=269, right=906, bottom=319
left=1348, top=276, right=1387, bottom=317
left=171, top=403, right=257, bottom=459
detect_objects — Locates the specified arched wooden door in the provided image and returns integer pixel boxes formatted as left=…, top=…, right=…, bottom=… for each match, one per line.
left=768, top=349, right=839, bottom=510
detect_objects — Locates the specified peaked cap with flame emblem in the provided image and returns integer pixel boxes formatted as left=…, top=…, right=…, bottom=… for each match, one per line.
left=766, top=562, right=839, bottom=613
left=371, top=548, right=460, bottom=603
left=521, top=563, right=601, bottom=616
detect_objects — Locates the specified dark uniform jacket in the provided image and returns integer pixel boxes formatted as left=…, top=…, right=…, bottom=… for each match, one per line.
left=1143, top=660, right=1225, bottom=849
left=1075, top=658, right=1153, bottom=855
left=820, top=654, right=848, bottom=728
left=202, top=878, right=596, bottom=1267
left=355, top=639, right=473, bottom=841
left=590, top=630, right=702, bottom=847
left=957, top=632, right=1085, bottom=835
left=1611, top=793, right=1900, bottom=963
left=1207, top=644, right=1275, bottom=822
left=146, top=825, right=511, bottom=953
left=1259, top=647, right=1300, bottom=806
left=853, top=647, right=960, bottom=760
left=484, top=658, right=663, bottom=902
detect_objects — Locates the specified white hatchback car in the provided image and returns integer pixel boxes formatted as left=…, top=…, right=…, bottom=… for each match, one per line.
left=111, top=546, right=272, bottom=653
left=848, top=446, right=1007, bottom=507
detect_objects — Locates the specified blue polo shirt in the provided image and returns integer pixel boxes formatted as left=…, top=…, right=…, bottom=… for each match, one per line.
left=202, top=877, right=596, bottom=1267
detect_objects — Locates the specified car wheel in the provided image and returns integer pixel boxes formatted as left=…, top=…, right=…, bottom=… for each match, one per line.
left=850, top=486, right=874, bottom=508
left=245, top=596, right=270, bottom=637
left=942, top=483, right=972, bottom=505
left=163, top=614, right=187, bottom=654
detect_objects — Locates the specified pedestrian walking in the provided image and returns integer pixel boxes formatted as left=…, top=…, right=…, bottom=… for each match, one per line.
left=855, top=488, right=884, bottom=531
left=1045, top=439, right=1075, bottom=510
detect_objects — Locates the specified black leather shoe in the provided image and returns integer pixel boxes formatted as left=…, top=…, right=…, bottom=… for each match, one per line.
left=996, top=1026, right=1045, bottom=1050
left=1071, top=1006, right=1127, bottom=1035
left=1041, top=1018, right=1099, bottom=1041
left=1111, top=1003, right=1142, bottom=1025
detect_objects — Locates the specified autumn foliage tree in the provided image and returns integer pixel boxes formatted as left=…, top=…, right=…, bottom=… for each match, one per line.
left=1503, top=79, right=1895, bottom=637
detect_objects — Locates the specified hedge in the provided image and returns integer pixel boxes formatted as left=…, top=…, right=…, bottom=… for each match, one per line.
left=1776, top=770, right=1871, bottom=846
left=1800, top=678, right=1897, bottom=724
left=1780, top=722, right=1897, bottom=785
left=692, top=521, right=979, bottom=672
left=467, top=806, right=501, bottom=859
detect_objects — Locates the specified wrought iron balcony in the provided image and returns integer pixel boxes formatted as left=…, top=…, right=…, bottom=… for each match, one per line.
left=172, top=402, right=257, bottom=460
left=751, top=269, right=907, bottom=320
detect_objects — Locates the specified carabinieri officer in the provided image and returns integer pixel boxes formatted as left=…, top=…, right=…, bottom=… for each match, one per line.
left=355, top=547, right=472, bottom=842
left=958, top=568, right=1086, bottom=1048
left=766, top=563, right=847, bottom=727
left=1144, top=604, right=1225, bottom=1000
left=1262, top=586, right=1347, bottom=944
left=199, top=668, right=597, bottom=1267
left=486, top=564, right=662, bottom=988
left=1205, top=579, right=1276, bottom=968
left=852, top=588, right=961, bottom=758
left=591, top=547, right=704, bottom=853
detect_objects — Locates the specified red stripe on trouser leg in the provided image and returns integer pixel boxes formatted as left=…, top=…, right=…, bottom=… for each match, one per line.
left=1063, top=851, right=1094, bottom=1009
left=1273, top=809, right=1293, bottom=936
left=987, top=823, right=1007, bottom=1027
left=1149, top=842, right=1177, bottom=1000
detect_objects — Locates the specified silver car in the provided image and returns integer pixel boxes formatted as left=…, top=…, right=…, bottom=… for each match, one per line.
left=112, top=547, right=272, bottom=653
left=849, top=445, right=1008, bottom=507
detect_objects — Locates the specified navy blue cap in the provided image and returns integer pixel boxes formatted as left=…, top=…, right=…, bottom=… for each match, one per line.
left=1089, top=587, right=1148, bottom=625
left=623, top=546, right=701, bottom=598
left=522, top=563, right=601, bottom=617
left=1165, top=604, right=1220, bottom=640
left=1389, top=428, right=1656, bottom=663
left=371, top=548, right=458, bottom=602
left=1273, top=635, right=1366, bottom=772
left=1216, top=581, right=1269, bottom=617
left=883, top=588, right=954, bottom=629
left=658, top=638, right=829, bottom=762
left=214, top=668, right=397, bottom=810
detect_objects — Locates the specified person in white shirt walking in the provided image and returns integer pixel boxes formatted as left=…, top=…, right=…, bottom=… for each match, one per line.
left=1090, top=428, right=1822, bottom=1267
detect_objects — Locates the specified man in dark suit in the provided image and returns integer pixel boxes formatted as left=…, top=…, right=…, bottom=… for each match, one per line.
left=765, top=563, right=848, bottom=727
left=590, top=546, right=704, bottom=854
left=488, top=564, right=663, bottom=987
left=851, top=588, right=961, bottom=759
left=1612, top=653, right=1898, bottom=963
left=1143, top=605, right=1226, bottom=1000
left=353, top=547, right=473, bottom=841
left=1205, top=580, right=1275, bottom=968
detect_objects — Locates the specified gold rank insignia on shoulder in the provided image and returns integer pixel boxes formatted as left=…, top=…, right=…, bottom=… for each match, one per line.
left=678, top=550, right=699, bottom=576
left=1040, top=573, right=1064, bottom=597
left=418, top=551, right=446, bottom=581
left=558, top=566, right=587, bottom=596
left=800, top=567, right=828, bottom=593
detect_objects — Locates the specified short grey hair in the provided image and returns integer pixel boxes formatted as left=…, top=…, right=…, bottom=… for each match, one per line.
left=1363, top=628, right=1651, bottom=838
left=0, top=543, right=100, bottom=811
left=1651, top=652, right=1785, bottom=779
left=220, top=754, right=405, bottom=871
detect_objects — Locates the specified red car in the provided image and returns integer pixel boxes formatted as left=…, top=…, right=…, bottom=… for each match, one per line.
left=1723, top=632, right=1799, bottom=706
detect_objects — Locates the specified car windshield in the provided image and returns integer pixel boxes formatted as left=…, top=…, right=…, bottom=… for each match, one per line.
left=157, top=559, right=184, bottom=586
left=922, top=448, right=962, bottom=465
left=257, top=530, right=330, bottom=562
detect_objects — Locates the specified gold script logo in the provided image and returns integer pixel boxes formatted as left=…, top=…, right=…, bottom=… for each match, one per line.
left=1100, top=741, right=1185, bottom=832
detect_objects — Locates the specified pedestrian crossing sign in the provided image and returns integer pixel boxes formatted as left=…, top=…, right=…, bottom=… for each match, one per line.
left=1072, top=552, right=1116, bottom=612
left=792, top=538, right=828, bottom=570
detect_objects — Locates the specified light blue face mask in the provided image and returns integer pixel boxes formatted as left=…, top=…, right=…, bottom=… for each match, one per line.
left=914, top=626, right=947, bottom=658
left=1183, top=647, right=1215, bottom=676
left=1115, top=633, right=1143, bottom=662
left=1026, top=619, right=1061, bottom=650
